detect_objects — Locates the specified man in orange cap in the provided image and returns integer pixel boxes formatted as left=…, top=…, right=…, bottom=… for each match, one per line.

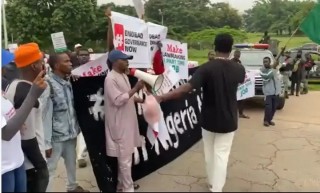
left=5, top=43, right=49, bottom=192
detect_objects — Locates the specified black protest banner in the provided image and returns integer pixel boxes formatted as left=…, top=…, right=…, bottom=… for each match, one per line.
left=72, top=67, right=202, bottom=192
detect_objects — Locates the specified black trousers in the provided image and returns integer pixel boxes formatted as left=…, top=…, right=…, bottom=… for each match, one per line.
left=291, top=72, right=301, bottom=95
left=264, top=95, right=278, bottom=123
left=21, top=138, right=49, bottom=192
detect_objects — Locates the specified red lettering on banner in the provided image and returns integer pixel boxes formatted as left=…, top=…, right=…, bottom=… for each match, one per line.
left=167, top=44, right=183, bottom=54
left=82, top=65, right=103, bottom=77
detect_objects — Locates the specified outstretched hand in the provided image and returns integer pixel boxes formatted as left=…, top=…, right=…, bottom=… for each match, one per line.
left=33, top=71, right=47, bottom=90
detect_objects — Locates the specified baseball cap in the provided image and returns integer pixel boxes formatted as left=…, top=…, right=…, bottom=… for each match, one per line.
left=108, top=49, right=133, bottom=63
left=2, top=49, right=15, bottom=67
left=74, top=44, right=82, bottom=49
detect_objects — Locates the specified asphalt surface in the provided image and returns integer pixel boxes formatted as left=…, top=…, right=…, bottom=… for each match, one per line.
left=52, top=92, right=320, bottom=192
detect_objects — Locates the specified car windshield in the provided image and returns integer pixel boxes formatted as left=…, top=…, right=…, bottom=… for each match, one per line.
left=239, top=51, right=274, bottom=67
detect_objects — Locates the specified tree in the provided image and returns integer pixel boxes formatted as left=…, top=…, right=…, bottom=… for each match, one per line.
left=6, top=0, right=96, bottom=49
left=243, top=0, right=316, bottom=35
left=145, top=0, right=242, bottom=36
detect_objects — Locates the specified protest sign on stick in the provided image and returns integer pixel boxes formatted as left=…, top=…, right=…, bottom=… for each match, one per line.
left=161, top=39, right=188, bottom=79
left=111, top=11, right=150, bottom=68
left=51, top=32, right=67, bottom=52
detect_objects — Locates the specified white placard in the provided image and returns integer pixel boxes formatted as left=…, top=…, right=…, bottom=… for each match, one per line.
left=161, top=39, right=188, bottom=79
left=72, top=53, right=108, bottom=77
left=237, top=71, right=255, bottom=101
left=51, top=32, right=67, bottom=52
left=111, top=11, right=150, bottom=68
left=147, top=22, right=168, bottom=62
left=154, top=66, right=180, bottom=95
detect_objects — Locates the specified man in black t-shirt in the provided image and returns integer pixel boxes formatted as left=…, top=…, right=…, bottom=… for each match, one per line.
left=231, top=50, right=250, bottom=119
left=155, top=33, right=245, bottom=192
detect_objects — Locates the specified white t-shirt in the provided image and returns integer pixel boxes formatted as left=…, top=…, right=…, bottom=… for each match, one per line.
left=5, top=80, right=46, bottom=170
left=1, top=95, right=24, bottom=174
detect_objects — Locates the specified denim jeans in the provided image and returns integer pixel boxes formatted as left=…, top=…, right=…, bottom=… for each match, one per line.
left=46, top=138, right=78, bottom=192
left=2, top=164, right=27, bottom=192
left=264, top=95, right=278, bottom=123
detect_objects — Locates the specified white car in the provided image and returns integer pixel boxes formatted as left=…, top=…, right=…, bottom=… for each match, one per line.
left=230, top=46, right=286, bottom=110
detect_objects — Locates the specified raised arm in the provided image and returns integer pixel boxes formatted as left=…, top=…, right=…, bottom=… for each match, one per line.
left=273, top=47, right=286, bottom=69
left=105, top=7, right=114, bottom=52
left=2, top=71, right=47, bottom=141
left=156, top=66, right=205, bottom=103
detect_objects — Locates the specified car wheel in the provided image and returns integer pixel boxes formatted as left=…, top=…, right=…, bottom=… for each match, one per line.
left=277, top=97, right=285, bottom=110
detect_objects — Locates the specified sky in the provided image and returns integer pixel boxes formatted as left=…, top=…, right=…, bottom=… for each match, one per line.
left=100, top=0, right=256, bottom=13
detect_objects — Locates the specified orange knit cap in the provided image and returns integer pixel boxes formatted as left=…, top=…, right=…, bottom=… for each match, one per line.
left=14, top=43, right=43, bottom=68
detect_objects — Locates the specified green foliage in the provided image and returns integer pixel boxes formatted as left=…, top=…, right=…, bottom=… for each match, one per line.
left=145, top=0, right=243, bottom=37
left=243, top=0, right=316, bottom=34
left=6, top=0, right=97, bottom=48
left=185, top=27, right=248, bottom=49
left=4, top=0, right=315, bottom=52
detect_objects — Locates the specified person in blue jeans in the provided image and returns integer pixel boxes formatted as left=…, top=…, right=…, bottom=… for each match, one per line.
left=260, top=56, right=282, bottom=127
left=42, top=52, right=88, bottom=192
left=1, top=49, right=47, bottom=192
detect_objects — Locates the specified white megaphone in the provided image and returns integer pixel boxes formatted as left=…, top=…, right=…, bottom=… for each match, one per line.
left=129, top=68, right=164, bottom=93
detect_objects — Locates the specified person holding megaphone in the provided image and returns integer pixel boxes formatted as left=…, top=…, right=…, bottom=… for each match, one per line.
left=104, top=49, right=145, bottom=192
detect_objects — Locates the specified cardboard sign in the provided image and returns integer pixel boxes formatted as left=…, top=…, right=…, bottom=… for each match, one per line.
left=111, top=11, right=150, bottom=68
left=147, top=22, right=168, bottom=62
left=51, top=32, right=67, bottom=52
left=237, top=71, right=255, bottom=101
left=72, top=53, right=108, bottom=77
left=161, top=39, right=188, bottom=79
left=154, top=66, right=180, bottom=95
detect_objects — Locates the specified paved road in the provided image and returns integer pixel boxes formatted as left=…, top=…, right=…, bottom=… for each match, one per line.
left=52, top=92, right=320, bottom=192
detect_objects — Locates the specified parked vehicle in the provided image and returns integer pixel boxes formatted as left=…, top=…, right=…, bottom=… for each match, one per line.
left=230, top=44, right=286, bottom=110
